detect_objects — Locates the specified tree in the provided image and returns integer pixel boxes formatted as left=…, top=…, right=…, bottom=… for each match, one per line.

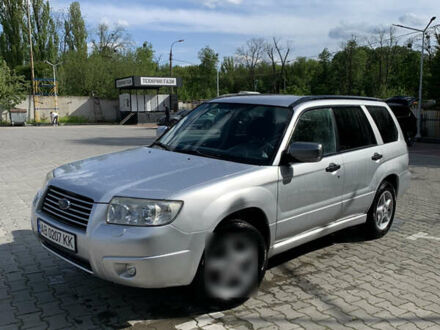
left=0, top=0, right=25, bottom=68
left=27, top=0, right=59, bottom=62
left=0, top=60, right=27, bottom=110
left=64, top=1, right=87, bottom=56
left=331, top=39, right=368, bottom=95
left=198, top=46, right=218, bottom=98
left=265, top=39, right=278, bottom=92
left=311, top=48, right=334, bottom=94
left=273, top=37, right=291, bottom=92
left=428, top=50, right=440, bottom=100
left=91, top=23, right=131, bottom=56
left=236, top=38, right=265, bottom=90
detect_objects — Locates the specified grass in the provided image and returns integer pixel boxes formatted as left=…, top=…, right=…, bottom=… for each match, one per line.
left=58, top=116, right=88, bottom=124
left=24, top=116, right=89, bottom=125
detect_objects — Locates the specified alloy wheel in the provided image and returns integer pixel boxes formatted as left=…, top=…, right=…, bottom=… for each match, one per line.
left=375, top=190, right=394, bottom=230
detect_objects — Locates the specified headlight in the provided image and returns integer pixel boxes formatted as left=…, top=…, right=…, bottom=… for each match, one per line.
left=43, top=170, right=55, bottom=187
left=107, top=197, right=183, bottom=226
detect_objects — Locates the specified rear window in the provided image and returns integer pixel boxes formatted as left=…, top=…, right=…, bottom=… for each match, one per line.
left=333, top=106, right=377, bottom=151
left=366, top=106, right=398, bottom=143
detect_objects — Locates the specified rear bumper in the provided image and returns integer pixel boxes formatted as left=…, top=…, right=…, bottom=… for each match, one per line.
left=31, top=193, right=206, bottom=288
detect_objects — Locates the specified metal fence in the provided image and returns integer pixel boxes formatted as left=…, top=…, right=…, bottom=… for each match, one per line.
left=422, top=110, right=440, bottom=139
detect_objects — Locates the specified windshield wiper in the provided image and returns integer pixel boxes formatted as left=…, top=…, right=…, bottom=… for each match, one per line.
left=151, top=141, right=170, bottom=150
left=174, top=148, right=224, bottom=160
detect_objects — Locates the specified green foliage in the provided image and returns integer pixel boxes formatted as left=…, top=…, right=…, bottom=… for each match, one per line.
left=428, top=51, right=440, bottom=101
left=58, top=115, right=88, bottom=124
left=64, top=1, right=87, bottom=56
left=0, top=1, right=439, bottom=103
left=0, top=0, right=25, bottom=67
left=0, top=60, right=27, bottom=110
left=28, top=0, right=59, bottom=63
left=57, top=39, right=158, bottom=98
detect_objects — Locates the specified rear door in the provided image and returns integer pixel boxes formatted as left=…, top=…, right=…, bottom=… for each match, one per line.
left=276, top=107, right=344, bottom=241
left=332, top=106, right=382, bottom=217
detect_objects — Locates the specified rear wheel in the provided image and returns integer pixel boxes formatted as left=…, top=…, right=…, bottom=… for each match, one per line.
left=194, top=220, right=267, bottom=305
left=365, top=182, right=396, bottom=238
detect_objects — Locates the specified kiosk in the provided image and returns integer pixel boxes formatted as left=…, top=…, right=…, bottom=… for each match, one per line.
left=115, top=76, right=182, bottom=124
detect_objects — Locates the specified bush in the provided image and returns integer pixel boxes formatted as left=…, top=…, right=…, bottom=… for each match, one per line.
left=58, top=116, right=88, bottom=124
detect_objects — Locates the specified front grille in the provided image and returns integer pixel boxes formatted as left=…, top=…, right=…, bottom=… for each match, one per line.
left=41, top=186, right=94, bottom=230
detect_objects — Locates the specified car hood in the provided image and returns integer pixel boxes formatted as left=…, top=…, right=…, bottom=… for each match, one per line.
left=50, top=147, right=257, bottom=203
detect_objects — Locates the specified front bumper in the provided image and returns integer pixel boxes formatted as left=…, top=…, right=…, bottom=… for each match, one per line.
left=31, top=193, right=206, bottom=288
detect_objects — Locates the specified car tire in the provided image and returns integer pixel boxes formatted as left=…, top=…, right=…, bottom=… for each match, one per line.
left=365, top=181, right=396, bottom=238
left=193, top=219, right=267, bottom=306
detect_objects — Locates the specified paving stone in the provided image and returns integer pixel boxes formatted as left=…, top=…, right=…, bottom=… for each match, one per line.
left=0, top=310, right=17, bottom=326
left=1, top=127, right=440, bottom=329
left=43, top=314, right=72, bottom=330
left=14, top=301, right=39, bottom=315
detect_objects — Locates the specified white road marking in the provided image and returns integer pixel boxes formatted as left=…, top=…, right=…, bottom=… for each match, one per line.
left=407, top=232, right=440, bottom=241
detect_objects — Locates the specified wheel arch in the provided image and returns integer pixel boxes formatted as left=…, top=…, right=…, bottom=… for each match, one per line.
left=214, top=207, right=271, bottom=250
left=381, top=173, right=399, bottom=195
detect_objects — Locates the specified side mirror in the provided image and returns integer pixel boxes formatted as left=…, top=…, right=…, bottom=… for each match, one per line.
left=156, top=125, right=169, bottom=137
left=285, top=142, right=323, bottom=163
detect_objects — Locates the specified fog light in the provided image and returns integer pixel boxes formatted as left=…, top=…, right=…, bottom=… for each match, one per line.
left=126, top=265, right=136, bottom=277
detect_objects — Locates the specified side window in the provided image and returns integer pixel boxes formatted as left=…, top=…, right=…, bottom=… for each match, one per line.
left=333, top=106, right=376, bottom=151
left=366, top=106, right=398, bottom=143
left=292, top=108, right=337, bottom=156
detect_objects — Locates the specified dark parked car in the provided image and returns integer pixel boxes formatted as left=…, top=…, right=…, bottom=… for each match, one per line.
left=157, top=109, right=191, bottom=126
left=385, top=96, right=417, bottom=146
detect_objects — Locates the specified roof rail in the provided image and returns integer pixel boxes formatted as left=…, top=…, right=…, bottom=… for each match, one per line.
left=290, top=95, right=382, bottom=107
left=212, top=91, right=261, bottom=100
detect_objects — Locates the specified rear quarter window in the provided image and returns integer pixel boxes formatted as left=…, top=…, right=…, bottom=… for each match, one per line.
left=366, top=106, right=398, bottom=143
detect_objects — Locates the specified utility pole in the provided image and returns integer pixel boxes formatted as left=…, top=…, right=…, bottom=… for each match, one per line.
left=217, top=69, right=220, bottom=97
left=45, top=61, right=62, bottom=112
left=26, top=0, right=36, bottom=121
left=393, top=16, right=436, bottom=140
left=169, top=39, right=184, bottom=111
left=216, top=53, right=220, bottom=97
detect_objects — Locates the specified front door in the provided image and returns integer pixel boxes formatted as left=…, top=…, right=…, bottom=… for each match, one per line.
left=276, top=108, right=344, bottom=242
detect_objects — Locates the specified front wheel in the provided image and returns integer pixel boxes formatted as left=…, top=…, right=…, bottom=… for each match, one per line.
left=365, top=182, right=396, bottom=238
left=194, top=220, right=267, bottom=305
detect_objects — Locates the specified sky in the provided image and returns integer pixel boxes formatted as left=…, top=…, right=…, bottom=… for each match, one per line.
left=49, top=0, right=440, bottom=65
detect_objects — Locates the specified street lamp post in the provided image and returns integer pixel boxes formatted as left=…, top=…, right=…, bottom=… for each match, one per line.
left=44, top=60, right=62, bottom=112
left=169, top=39, right=184, bottom=110
left=217, top=69, right=220, bottom=97
left=393, top=16, right=436, bottom=140
left=216, top=53, right=220, bottom=97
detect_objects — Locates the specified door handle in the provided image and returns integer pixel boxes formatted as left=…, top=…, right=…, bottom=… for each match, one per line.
left=372, top=153, right=383, bottom=161
left=326, top=163, right=341, bottom=172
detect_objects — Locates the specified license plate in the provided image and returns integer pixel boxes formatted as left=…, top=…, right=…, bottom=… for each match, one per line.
left=38, top=220, right=76, bottom=252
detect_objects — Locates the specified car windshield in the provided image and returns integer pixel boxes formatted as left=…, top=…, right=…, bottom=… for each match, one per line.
left=156, top=102, right=293, bottom=165
left=176, top=110, right=188, bottom=116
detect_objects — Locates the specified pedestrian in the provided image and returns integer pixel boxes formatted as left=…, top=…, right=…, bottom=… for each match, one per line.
left=50, top=110, right=59, bottom=126
left=165, top=105, right=170, bottom=126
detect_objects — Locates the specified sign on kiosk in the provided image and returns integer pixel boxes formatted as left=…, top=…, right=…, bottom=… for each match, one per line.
left=115, top=76, right=181, bottom=89
left=140, top=77, right=177, bottom=87
left=115, top=77, right=133, bottom=88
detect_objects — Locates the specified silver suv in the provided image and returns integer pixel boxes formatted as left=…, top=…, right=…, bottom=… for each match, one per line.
left=31, top=95, right=410, bottom=302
